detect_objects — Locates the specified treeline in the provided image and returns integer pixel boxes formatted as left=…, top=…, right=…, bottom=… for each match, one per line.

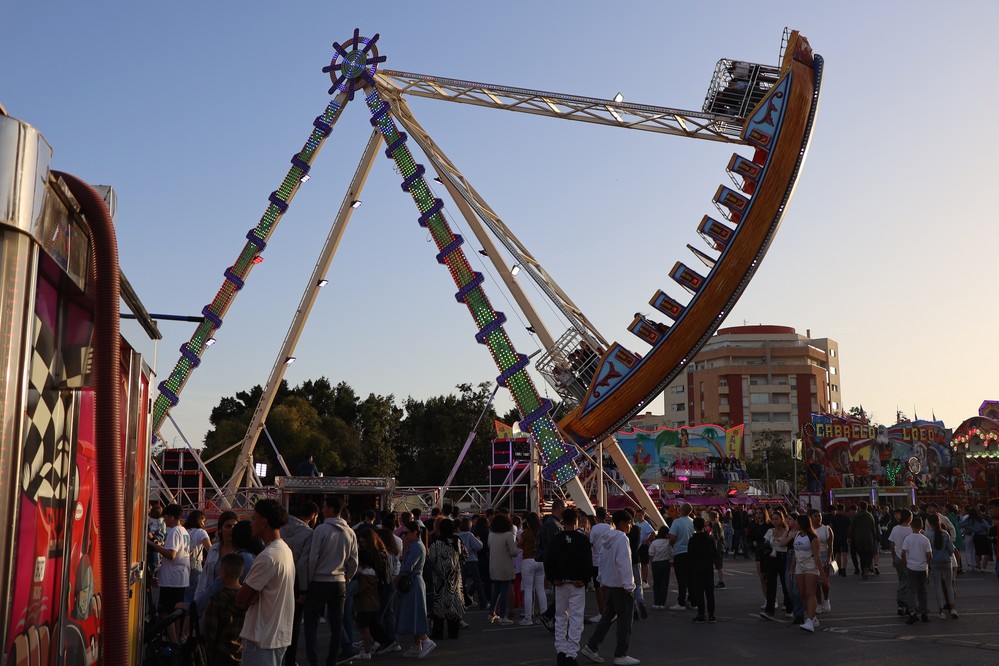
left=202, top=378, right=520, bottom=486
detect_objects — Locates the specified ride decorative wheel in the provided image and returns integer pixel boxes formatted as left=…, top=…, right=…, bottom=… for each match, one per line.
left=323, top=29, right=386, bottom=100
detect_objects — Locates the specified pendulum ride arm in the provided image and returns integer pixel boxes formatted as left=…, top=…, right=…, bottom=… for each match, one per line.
left=317, top=34, right=581, bottom=494
left=375, top=70, right=749, bottom=144
left=362, top=84, right=579, bottom=488
left=221, top=130, right=384, bottom=504
left=150, top=91, right=351, bottom=441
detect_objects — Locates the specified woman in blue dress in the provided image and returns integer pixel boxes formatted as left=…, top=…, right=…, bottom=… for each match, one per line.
left=397, top=521, right=436, bottom=659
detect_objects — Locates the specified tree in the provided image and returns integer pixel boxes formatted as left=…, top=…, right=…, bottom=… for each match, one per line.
left=744, top=428, right=805, bottom=492
left=355, top=393, right=402, bottom=477
left=395, top=382, right=499, bottom=486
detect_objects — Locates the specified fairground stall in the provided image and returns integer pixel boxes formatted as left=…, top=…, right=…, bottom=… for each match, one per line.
left=803, top=413, right=954, bottom=508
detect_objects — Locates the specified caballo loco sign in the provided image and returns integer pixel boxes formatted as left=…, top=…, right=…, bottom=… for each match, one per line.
left=806, top=413, right=953, bottom=488
left=615, top=423, right=746, bottom=484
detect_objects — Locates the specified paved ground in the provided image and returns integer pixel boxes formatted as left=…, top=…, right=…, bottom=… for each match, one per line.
left=294, top=555, right=999, bottom=665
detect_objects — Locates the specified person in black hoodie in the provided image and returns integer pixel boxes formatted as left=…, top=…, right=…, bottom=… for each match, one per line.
left=544, top=508, right=591, bottom=666
left=687, top=517, right=718, bottom=623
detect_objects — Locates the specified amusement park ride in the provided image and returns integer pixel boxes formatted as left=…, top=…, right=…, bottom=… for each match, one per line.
left=0, top=27, right=821, bottom=663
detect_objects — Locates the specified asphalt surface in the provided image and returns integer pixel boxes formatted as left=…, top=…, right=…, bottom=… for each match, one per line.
left=294, top=555, right=999, bottom=666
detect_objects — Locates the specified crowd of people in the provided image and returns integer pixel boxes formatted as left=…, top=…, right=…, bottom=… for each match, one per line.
left=144, top=495, right=999, bottom=665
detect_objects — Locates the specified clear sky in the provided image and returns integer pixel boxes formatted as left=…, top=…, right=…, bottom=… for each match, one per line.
left=4, top=1, right=996, bottom=451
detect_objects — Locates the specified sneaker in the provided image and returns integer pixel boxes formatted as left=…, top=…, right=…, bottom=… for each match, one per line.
left=760, top=602, right=768, bottom=609
left=579, top=645, right=605, bottom=663
left=815, top=605, right=823, bottom=615
left=337, top=652, right=360, bottom=665
left=822, top=600, right=831, bottom=613
left=938, top=613, right=948, bottom=620
left=638, top=603, right=648, bottom=619
left=800, top=619, right=815, bottom=633
left=613, top=657, right=640, bottom=666
left=905, top=614, right=918, bottom=625
left=354, top=652, right=372, bottom=661
left=376, top=642, right=401, bottom=655
left=668, top=604, right=686, bottom=611
left=459, top=620, right=470, bottom=629
left=693, top=615, right=706, bottom=624
left=951, top=609, right=959, bottom=619
left=498, top=617, right=514, bottom=626
left=519, top=619, right=534, bottom=626
left=540, top=613, right=555, bottom=633
left=369, top=642, right=381, bottom=655
left=812, top=617, right=820, bottom=628
left=715, top=582, right=726, bottom=589
left=586, top=614, right=602, bottom=624
left=418, top=639, right=437, bottom=659
left=641, top=581, right=650, bottom=589
left=652, top=605, right=664, bottom=610
left=708, top=616, right=717, bottom=623
left=759, top=612, right=774, bottom=621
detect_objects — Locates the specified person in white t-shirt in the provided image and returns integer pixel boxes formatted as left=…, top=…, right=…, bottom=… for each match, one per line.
left=810, top=510, right=834, bottom=613
left=588, top=507, right=612, bottom=623
left=900, top=516, right=932, bottom=624
left=888, top=508, right=914, bottom=616
left=147, top=503, right=190, bottom=644
left=237, top=499, right=296, bottom=666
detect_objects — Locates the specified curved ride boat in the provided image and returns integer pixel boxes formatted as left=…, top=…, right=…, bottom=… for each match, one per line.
left=559, top=31, right=823, bottom=446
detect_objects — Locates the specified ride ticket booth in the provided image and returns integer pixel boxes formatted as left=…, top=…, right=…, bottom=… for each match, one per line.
left=275, top=476, right=396, bottom=517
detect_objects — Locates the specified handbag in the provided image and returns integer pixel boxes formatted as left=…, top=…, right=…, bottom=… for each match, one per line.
left=397, top=574, right=414, bottom=593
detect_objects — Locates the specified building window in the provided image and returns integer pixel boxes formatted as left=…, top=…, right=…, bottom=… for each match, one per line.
left=670, top=403, right=685, bottom=412
left=718, top=379, right=728, bottom=388
left=830, top=349, right=836, bottom=357
left=830, top=366, right=837, bottom=375
left=831, top=401, right=839, bottom=411
left=670, top=385, right=685, bottom=393
left=830, top=384, right=838, bottom=393
left=750, top=393, right=769, bottom=404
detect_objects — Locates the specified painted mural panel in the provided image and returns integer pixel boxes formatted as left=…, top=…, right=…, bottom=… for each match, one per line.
left=615, top=423, right=747, bottom=484
left=806, top=413, right=953, bottom=492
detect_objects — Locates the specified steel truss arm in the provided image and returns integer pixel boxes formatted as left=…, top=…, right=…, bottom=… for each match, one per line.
left=376, top=81, right=609, bottom=351
left=376, top=70, right=748, bottom=144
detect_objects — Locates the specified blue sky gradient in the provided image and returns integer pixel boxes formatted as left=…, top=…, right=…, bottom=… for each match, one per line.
left=4, top=2, right=996, bottom=448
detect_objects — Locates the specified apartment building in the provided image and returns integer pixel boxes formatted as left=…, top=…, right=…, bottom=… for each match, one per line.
left=661, top=325, right=839, bottom=453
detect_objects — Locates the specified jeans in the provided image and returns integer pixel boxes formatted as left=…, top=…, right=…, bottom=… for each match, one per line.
left=689, top=568, right=715, bottom=618
left=631, top=564, right=645, bottom=605
left=304, top=580, right=346, bottom=666
left=894, top=556, right=909, bottom=610
left=490, top=579, right=512, bottom=617
left=586, top=587, right=635, bottom=658
left=521, top=558, right=548, bottom=618
left=650, top=561, right=671, bottom=607
left=554, top=584, right=586, bottom=658
left=764, top=554, right=791, bottom=614
left=462, top=560, right=486, bottom=609
left=905, top=568, right=928, bottom=616
left=242, top=640, right=288, bottom=666
left=378, top=586, right=398, bottom=645
left=785, top=552, right=803, bottom=619
left=929, top=562, right=955, bottom=610
left=672, top=553, right=690, bottom=605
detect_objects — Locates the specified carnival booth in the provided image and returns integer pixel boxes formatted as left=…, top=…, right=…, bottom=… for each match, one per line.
left=950, top=401, right=999, bottom=499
